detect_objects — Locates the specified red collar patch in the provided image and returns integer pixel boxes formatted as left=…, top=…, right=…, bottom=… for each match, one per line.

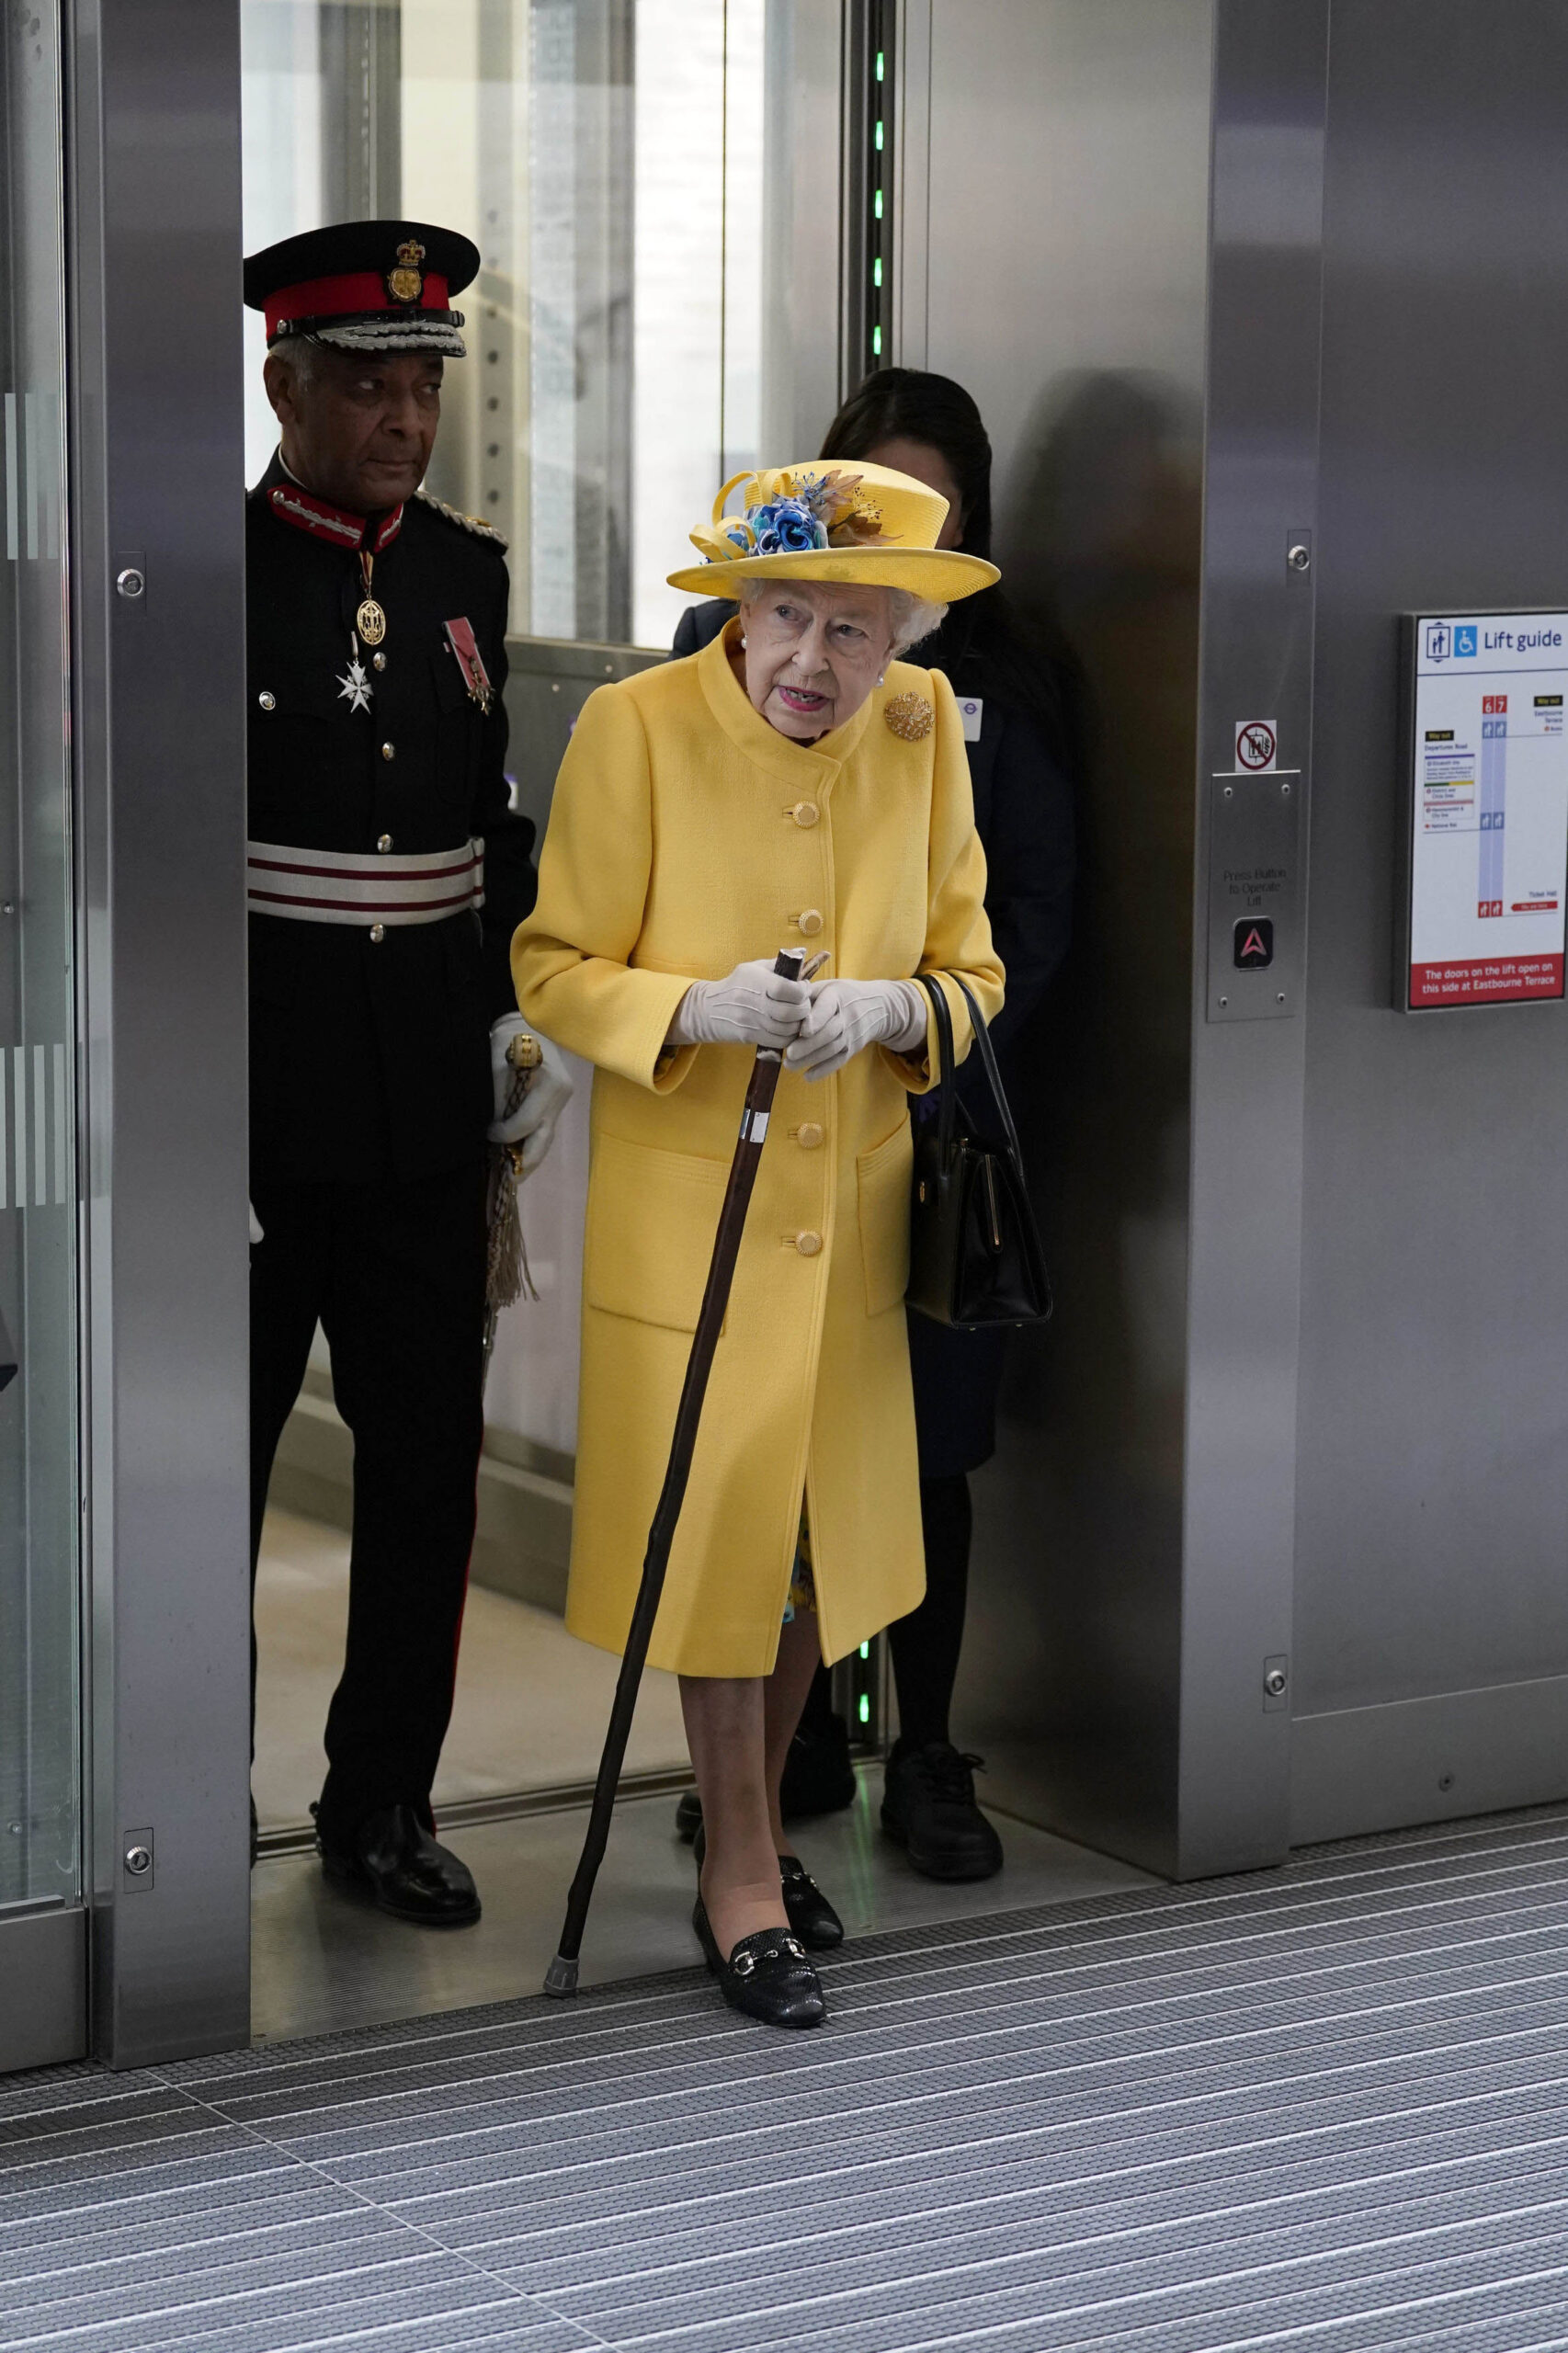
left=267, top=482, right=404, bottom=554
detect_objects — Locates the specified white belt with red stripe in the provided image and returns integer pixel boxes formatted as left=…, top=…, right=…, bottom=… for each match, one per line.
left=246, top=838, right=485, bottom=927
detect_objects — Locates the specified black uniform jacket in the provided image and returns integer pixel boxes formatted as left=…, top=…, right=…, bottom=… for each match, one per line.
left=247, top=453, right=537, bottom=1187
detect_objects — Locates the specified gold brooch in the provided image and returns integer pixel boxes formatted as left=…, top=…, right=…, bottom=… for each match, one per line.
left=884, top=691, right=934, bottom=742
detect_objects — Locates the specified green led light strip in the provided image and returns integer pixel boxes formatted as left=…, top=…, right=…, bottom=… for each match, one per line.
left=863, top=4, right=892, bottom=378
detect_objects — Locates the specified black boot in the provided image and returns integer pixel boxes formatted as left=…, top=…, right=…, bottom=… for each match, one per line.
left=881, top=1740, right=1003, bottom=1881
left=316, top=1802, right=482, bottom=1927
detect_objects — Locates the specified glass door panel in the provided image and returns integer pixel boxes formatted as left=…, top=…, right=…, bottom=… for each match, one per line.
left=240, top=0, right=825, bottom=1820
left=0, top=0, right=80, bottom=1915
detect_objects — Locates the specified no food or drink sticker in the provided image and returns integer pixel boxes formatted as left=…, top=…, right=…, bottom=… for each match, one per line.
left=1235, top=720, right=1278, bottom=772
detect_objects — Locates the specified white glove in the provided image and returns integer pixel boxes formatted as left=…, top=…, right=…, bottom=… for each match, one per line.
left=785, top=977, right=926, bottom=1080
left=249, top=1200, right=264, bottom=1245
left=489, top=1015, right=574, bottom=1176
left=667, top=958, right=812, bottom=1051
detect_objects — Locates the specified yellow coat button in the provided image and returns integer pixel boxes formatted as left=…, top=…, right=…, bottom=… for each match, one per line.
left=381, top=741, right=395, bottom=761
left=369, top=923, right=386, bottom=944
left=797, top=1122, right=824, bottom=1150
left=377, top=834, right=393, bottom=852
left=795, top=1230, right=824, bottom=1256
left=796, top=908, right=824, bottom=936
left=790, top=801, right=820, bottom=828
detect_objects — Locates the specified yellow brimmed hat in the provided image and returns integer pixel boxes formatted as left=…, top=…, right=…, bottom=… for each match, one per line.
left=665, top=460, right=999, bottom=602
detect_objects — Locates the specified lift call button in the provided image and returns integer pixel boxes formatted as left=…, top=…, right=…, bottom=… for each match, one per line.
left=1233, top=918, right=1274, bottom=970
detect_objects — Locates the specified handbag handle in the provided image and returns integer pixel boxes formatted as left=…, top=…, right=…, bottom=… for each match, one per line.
left=917, top=972, right=1027, bottom=1173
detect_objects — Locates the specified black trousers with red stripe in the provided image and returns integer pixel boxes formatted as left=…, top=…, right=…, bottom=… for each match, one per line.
left=249, top=1160, right=488, bottom=1845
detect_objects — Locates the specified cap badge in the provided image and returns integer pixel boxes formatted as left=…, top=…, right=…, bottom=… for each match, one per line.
left=884, top=691, right=935, bottom=742
left=386, top=238, right=426, bottom=308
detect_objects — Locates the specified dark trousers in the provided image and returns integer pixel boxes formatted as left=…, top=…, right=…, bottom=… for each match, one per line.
left=249, top=1160, right=488, bottom=1842
left=887, top=1472, right=974, bottom=1751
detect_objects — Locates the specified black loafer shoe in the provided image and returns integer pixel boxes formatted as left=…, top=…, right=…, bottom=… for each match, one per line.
left=881, top=1741, right=1004, bottom=1881
left=778, top=1855, right=844, bottom=1949
left=317, top=1802, right=482, bottom=1927
left=692, top=1824, right=845, bottom=1951
left=692, top=1898, right=826, bottom=2028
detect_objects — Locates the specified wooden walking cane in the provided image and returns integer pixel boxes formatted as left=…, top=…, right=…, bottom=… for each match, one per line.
left=544, top=947, right=807, bottom=1995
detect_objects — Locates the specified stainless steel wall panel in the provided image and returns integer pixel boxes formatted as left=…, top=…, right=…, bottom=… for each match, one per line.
left=69, top=0, right=252, bottom=2064
left=0, top=1906, right=87, bottom=2073
left=920, top=0, right=1215, bottom=1873
left=1290, top=2, right=1568, bottom=1836
left=1177, top=0, right=1327, bottom=1876
left=1293, top=1676, right=1568, bottom=1846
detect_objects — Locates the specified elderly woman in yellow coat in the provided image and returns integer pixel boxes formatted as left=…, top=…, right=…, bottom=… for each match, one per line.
left=513, top=462, right=1002, bottom=2028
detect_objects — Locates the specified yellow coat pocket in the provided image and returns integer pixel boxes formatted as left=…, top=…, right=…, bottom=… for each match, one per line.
left=585, top=1132, right=730, bottom=1332
left=856, top=1120, right=914, bottom=1317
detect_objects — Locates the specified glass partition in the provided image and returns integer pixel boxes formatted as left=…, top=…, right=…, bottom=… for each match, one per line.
left=242, top=0, right=767, bottom=648
left=0, top=0, right=80, bottom=1913
left=241, top=0, right=845, bottom=1816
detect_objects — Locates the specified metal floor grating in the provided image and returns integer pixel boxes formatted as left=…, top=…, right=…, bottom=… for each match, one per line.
left=6, top=1806, right=1568, bottom=2348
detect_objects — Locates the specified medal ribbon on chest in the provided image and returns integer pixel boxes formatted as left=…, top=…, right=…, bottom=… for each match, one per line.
left=355, top=508, right=402, bottom=650
left=267, top=479, right=402, bottom=669
left=356, top=551, right=388, bottom=647
left=444, top=617, right=494, bottom=715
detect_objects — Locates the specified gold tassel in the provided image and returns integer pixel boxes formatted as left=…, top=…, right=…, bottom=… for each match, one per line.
left=485, top=1142, right=540, bottom=1311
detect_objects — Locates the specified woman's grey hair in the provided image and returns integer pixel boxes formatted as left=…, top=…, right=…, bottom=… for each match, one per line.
left=737, top=575, right=947, bottom=658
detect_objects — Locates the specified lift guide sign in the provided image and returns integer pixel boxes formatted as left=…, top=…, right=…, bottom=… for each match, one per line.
left=1405, top=611, right=1568, bottom=1008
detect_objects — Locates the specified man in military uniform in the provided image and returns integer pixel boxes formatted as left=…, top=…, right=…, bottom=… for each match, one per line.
left=242, top=221, right=571, bottom=1924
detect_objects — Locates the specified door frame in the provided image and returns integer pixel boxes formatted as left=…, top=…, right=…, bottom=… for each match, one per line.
left=68, top=0, right=251, bottom=2068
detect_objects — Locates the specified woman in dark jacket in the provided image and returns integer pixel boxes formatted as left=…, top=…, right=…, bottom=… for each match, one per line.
left=674, top=369, right=1076, bottom=1880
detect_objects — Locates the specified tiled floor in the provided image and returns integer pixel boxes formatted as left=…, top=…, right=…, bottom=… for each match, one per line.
left=9, top=1806, right=1568, bottom=2349
left=253, top=1509, right=688, bottom=1830
left=251, top=1770, right=1154, bottom=2042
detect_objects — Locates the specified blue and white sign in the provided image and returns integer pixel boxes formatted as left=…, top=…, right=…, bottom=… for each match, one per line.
left=1408, top=608, right=1568, bottom=1007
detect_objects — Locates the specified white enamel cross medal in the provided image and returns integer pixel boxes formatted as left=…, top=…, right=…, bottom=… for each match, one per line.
left=336, top=638, right=373, bottom=714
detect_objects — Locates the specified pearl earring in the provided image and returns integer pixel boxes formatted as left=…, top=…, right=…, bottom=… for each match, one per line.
left=878, top=671, right=886, bottom=685
left=740, top=634, right=747, bottom=647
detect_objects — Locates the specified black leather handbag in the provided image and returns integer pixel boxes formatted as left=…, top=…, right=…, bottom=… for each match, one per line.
left=905, top=973, right=1053, bottom=1330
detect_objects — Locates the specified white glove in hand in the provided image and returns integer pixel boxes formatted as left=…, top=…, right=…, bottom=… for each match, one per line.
left=667, top=958, right=812, bottom=1051
left=785, top=977, right=926, bottom=1080
left=489, top=1016, right=574, bottom=1176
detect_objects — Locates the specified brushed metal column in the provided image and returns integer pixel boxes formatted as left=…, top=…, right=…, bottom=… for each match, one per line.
left=1178, top=0, right=1327, bottom=1872
left=921, top=0, right=1215, bottom=1874
left=918, top=0, right=1328, bottom=1876
left=69, top=0, right=250, bottom=2064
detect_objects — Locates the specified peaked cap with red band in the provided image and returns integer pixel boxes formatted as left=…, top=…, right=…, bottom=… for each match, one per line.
left=243, top=219, right=479, bottom=358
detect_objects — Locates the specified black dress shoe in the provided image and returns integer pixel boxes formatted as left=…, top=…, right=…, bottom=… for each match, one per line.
left=692, top=1824, right=845, bottom=1951
left=317, top=1803, right=482, bottom=1927
left=692, top=1898, right=825, bottom=2028
left=778, top=1857, right=844, bottom=1949
left=673, top=1689, right=857, bottom=1841
left=881, top=1741, right=1004, bottom=1881
left=779, top=1701, right=857, bottom=1819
